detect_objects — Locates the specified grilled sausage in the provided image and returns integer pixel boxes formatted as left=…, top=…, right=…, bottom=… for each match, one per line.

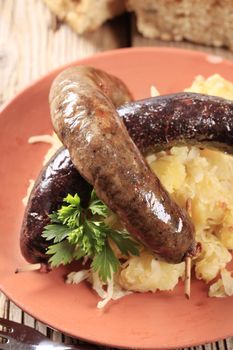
left=22, top=90, right=233, bottom=265
left=49, top=66, right=195, bottom=264
left=20, top=68, right=132, bottom=264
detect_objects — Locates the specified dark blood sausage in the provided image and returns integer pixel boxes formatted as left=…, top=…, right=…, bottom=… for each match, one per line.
left=119, top=92, right=233, bottom=155
left=20, top=148, right=92, bottom=263
left=49, top=66, right=196, bottom=264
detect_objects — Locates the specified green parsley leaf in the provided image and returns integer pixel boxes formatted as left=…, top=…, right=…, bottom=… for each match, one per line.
left=108, top=230, right=140, bottom=257
left=85, top=221, right=106, bottom=255
left=47, top=241, right=74, bottom=267
left=57, top=193, right=81, bottom=228
left=64, top=193, right=81, bottom=206
left=73, top=246, right=86, bottom=260
left=89, top=191, right=109, bottom=218
left=48, top=212, right=61, bottom=224
left=92, top=241, right=120, bottom=282
left=42, top=190, right=140, bottom=282
left=67, top=225, right=84, bottom=245
left=42, top=224, right=73, bottom=243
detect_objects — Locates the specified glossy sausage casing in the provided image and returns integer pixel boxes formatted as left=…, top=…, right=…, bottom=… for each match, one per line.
left=20, top=148, right=91, bottom=263
left=120, top=92, right=233, bottom=154
left=50, top=67, right=195, bottom=264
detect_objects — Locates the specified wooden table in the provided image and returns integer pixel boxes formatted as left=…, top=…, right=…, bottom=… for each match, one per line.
left=1, top=1, right=233, bottom=349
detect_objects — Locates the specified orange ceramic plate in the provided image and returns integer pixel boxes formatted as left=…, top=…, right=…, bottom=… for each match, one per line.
left=1, top=47, right=233, bottom=349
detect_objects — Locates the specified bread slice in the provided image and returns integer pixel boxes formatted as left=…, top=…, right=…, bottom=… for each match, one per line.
left=42, top=0, right=126, bottom=34
left=127, top=0, right=233, bottom=50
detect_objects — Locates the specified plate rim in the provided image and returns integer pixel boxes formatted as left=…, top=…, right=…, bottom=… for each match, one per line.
left=1, top=46, right=232, bottom=116
left=1, top=46, right=233, bottom=349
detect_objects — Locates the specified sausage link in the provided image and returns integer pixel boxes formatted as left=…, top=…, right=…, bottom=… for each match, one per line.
left=20, top=148, right=92, bottom=263
left=120, top=92, right=233, bottom=154
left=49, top=66, right=195, bottom=264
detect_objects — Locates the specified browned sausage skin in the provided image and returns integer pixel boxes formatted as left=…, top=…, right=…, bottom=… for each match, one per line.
left=21, top=67, right=133, bottom=265
left=49, top=66, right=195, bottom=264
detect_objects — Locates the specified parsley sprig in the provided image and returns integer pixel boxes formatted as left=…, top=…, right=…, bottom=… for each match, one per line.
left=42, top=191, right=139, bottom=282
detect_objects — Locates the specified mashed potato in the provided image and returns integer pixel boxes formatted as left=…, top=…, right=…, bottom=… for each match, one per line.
left=119, top=251, right=185, bottom=292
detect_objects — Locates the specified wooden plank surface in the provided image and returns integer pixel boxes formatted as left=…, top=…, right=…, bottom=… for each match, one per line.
left=0, top=1, right=233, bottom=349
left=0, top=0, right=129, bottom=104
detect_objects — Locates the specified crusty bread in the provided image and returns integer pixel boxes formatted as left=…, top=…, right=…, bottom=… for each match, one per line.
left=42, top=0, right=126, bottom=34
left=43, top=0, right=233, bottom=51
left=127, top=0, right=233, bottom=50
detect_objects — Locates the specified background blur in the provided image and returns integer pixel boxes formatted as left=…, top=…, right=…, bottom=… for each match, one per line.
left=1, top=0, right=233, bottom=107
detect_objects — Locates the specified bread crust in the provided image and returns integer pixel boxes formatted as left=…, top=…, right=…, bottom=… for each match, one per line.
left=42, top=0, right=126, bottom=33
left=127, top=0, right=233, bottom=50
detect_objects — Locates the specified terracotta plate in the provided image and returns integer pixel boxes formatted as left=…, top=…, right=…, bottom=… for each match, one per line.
left=1, top=47, right=233, bottom=349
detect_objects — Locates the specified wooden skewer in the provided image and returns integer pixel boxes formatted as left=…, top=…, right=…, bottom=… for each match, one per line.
left=186, top=198, right=192, bottom=217
left=15, top=263, right=41, bottom=274
left=185, top=256, right=191, bottom=299
left=185, top=197, right=193, bottom=299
